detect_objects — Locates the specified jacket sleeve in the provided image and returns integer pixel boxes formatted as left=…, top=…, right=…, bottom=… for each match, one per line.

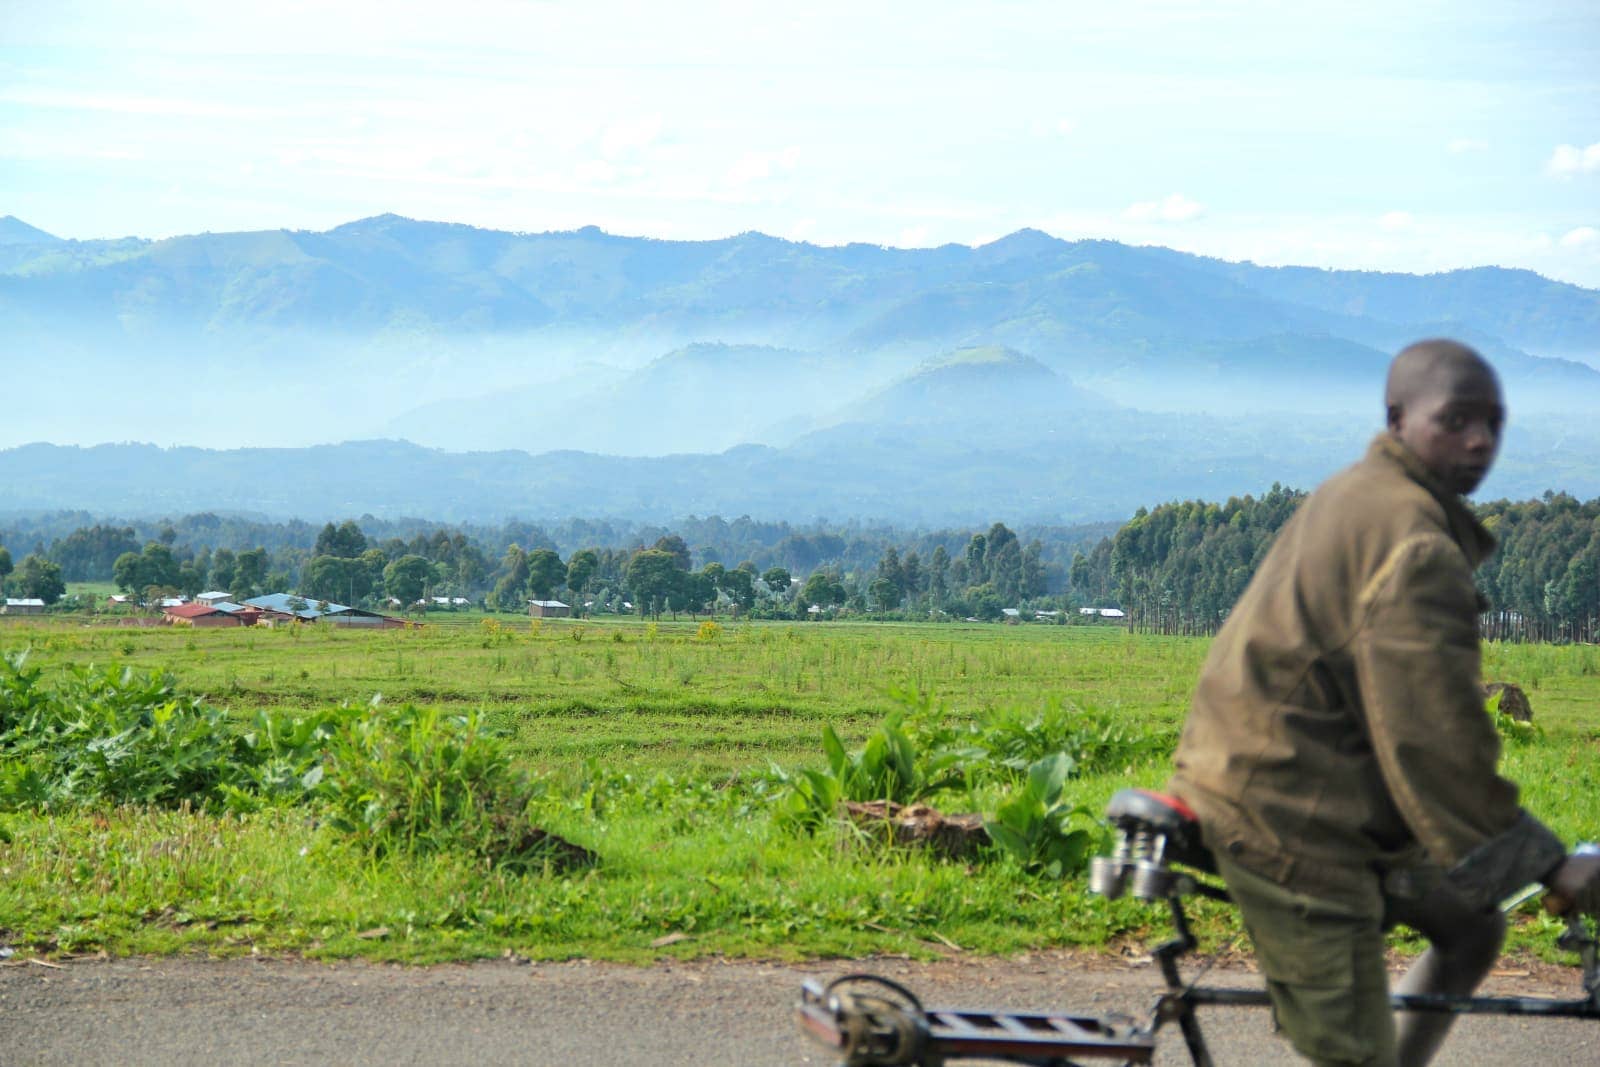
left=1352, top=533, right=1565, bottom=910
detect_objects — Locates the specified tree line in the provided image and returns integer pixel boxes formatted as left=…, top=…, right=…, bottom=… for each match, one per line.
left=0, top=512, right=1066, bottom=620
left=0, top=511, right=1112, bottom=591
left=9, top=493, right=1600, bottom=639
left=1068, top=487, right=1600, bottom=642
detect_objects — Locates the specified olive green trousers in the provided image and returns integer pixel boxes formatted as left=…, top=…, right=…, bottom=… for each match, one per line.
left=1214, top=851, right=1397, bottom=1067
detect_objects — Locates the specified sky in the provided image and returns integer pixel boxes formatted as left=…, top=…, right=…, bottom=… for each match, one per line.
left=2, top=0, right=1598, bottom=285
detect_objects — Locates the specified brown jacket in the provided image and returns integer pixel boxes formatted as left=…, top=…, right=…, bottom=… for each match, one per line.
left=1170, top=434, right=1564, bottom=909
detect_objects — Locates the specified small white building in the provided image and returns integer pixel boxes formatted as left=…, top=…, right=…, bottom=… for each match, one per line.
left=196, top=591, right=233, bottom=606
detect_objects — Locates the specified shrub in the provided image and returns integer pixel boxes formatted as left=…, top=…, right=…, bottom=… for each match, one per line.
left=774, top=712, right=965, bottom=831
left=770, top=763, right=843, bottom=832
left=316, top=703, right=586, bottom=872
left=0, top=651, right=592, bottom=872
left=0, top=651, right=268, bottom=811
left=914, top=699, right=1173, bottom=787
left=984, top=754, right=1103, bottom=879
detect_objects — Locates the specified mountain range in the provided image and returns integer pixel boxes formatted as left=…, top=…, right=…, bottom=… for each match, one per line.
left=2, top=213, right=1597, bottom=522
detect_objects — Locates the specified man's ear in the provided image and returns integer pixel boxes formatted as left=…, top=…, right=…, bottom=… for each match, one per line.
left=1385, top=404, right=1403, bottom=432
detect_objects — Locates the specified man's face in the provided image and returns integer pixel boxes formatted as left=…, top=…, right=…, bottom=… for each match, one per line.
left=1389, top=367, right=1504, bottom=495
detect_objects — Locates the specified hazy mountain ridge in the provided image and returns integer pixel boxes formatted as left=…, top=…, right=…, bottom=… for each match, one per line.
left=830, top=345, right=1112, bottom=428
left=5, top=213, right=1600, bottom=521
left=0, top=215, right=63, bottom=246
left=7, top=214, right=1596, bottom=366
left=3, top=411, right=1594, bottom=526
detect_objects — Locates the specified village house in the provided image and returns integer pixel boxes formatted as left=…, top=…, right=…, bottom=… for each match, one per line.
left=2, top=598, right=45, bottom=615
left=243, top=593, right=410, bottom=629
left=528, top=599, right=570, bottom=619
left=163, top=602, right=243, bottom=628
left=213, top=602, right=264, bottom=625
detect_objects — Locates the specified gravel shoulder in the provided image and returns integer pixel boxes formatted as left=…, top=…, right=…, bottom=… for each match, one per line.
left=1, top=952, right=1593, bottom=1065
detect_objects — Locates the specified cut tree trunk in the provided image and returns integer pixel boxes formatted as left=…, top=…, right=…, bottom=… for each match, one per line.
left=1484, top=682, right=1533, bottom=723
left=841, top=800, right=989, bottom=859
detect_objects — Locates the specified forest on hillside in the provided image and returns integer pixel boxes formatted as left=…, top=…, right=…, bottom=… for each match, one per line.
left=1071, top=489, right=1600, bottom=642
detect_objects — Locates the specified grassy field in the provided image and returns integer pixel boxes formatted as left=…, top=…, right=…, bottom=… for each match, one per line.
left=1, top=613, right=1596, bottom=965
left=3, top=614, right=1205, bottom=775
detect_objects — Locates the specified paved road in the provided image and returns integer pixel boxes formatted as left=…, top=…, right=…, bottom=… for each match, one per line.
left=2, top=953, right=1594, bottom=1065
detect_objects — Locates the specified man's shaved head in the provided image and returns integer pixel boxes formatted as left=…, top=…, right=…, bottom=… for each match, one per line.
left=1385, top=339, right=1497, bottom=415
left=1385, top=339, right=1504, bottom=496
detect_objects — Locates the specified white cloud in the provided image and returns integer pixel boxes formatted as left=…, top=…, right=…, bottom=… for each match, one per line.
left=725, top=146, right=801, bottom=187
left=897, top=225, right=932, bottom=247
left=1447, top=138, right=1487, bottom=154
left=0, top=87, right=274, bottom=119
left=600, top=116, right=663, bottom=159
left=1379, top=210, right=1414, bottom=231
left=573, top=160, right=618, bottom=184
left=1055, top=118, right=1077, bottom=136
left=1124, top=193, right=1204, bottom=223
left=1560, top=226, right=1599, bottom=248
left=1547, top=142, right=1600, bottom=177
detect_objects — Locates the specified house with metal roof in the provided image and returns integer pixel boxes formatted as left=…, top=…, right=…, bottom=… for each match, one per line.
left=2, top=598, right=45, bottom=615
left=244, top=593, right=343, bottom=619
left=242, top=593, right=408, bottom=628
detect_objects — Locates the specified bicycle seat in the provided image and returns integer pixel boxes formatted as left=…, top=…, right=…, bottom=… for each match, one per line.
left=1103, top=789, right=1215, bottom=874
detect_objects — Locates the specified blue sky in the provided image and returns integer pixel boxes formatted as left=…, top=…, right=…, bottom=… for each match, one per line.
left=3, top=1, right=1597, bottom=285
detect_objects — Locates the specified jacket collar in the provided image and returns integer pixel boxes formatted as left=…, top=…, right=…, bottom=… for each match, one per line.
left=1369, top=433, right=1497, bottom=567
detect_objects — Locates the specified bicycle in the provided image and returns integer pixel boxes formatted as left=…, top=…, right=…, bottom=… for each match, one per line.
left=796, top=788, right=1600, bottom=1066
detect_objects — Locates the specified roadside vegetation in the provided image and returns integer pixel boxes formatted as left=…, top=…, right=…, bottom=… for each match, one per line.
left=1, top=617, right=1596, bottom=966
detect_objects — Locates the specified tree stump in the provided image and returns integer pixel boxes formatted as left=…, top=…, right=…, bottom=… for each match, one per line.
left=490, top=818, right=598, bottom=871
left=841, top=800, right=989, bottom=859
left=1484, top=682, right=1533, bottom=723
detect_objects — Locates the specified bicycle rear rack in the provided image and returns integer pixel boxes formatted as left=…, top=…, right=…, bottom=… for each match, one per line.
left=797, top=973, right=1156, bottom=1066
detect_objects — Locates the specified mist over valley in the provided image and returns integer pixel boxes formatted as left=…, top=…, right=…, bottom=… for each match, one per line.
left=4, top=212, right=1598, bottom=524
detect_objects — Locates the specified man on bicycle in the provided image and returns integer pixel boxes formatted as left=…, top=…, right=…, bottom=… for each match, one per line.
left=1169, top=339, right=1600, bottom=1066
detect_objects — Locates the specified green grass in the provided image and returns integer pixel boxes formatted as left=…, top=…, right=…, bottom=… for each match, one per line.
left=1, top=615, right=1596, bottom=968
left=1, top=616, right=1202, bottom=776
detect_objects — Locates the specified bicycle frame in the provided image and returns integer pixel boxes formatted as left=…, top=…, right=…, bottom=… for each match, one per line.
left=797, top=883, right=1600, bottom=1067
left=1147, top=892, right=1600, bottom=1067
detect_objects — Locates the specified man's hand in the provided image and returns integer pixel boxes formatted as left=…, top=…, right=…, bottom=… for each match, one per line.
left=1543, top=852, right=1600, bottom=916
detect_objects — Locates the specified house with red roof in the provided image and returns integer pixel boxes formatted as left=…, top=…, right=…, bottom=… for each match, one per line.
left=162, top=602, right=242, bottom=628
